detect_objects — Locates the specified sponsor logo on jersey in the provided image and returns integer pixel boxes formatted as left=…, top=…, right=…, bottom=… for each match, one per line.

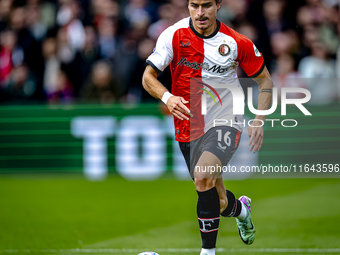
left=177, top=58, right=231, bottom=74
left=206, top=64, right=230, bottom=74
left=177, top=57, right=201, bottom=70
left=253, top=44, right=261, bottom=57
left=180, top=40, right=190, bottom=47
left=218, top=44, right=230, bottom=56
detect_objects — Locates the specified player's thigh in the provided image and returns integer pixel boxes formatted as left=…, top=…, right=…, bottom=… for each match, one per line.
left=194, top=150, right=222, bottom=180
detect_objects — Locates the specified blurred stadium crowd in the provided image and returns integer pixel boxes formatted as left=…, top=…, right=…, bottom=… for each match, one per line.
left=0, top=0, right=339, bottom=105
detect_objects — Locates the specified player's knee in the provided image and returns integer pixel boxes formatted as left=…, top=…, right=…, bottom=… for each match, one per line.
left=195, top=178, right=215, bottom=192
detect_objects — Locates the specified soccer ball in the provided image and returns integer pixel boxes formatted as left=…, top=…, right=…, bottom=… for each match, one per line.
left=137, top=252, right=159, bottom=255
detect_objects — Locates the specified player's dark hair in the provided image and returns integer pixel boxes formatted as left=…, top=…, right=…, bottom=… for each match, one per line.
left=187, top=0, right=222, bottom=4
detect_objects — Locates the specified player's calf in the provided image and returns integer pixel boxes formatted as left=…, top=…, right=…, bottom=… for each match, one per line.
left=220, top=190, right=243, bottom=217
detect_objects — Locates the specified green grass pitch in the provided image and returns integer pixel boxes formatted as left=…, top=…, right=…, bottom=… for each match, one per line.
left=0, top=175, right=340, bottom=255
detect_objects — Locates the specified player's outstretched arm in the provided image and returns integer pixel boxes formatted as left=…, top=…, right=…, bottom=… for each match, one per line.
left=142, top=65, right=191, bottom=121
left=248, top=66, right=273, bottom=153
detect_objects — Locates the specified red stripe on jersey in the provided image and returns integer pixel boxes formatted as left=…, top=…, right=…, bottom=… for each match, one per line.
left=171, top=27, right=205, bottom=142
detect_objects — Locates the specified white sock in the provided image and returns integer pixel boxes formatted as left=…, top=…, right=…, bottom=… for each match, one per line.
left=236, top=201, right=248, bottom=220
left=200, top=248, right=215, bottom=255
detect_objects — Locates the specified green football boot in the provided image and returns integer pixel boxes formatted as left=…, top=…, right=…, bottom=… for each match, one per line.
left=236, top=195, right=256, bottom=245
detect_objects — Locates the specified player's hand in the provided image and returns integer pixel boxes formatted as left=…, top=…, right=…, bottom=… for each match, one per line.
left=248, top=120, right=264, bottom=153
left=167, top=96, right=191, bottom=121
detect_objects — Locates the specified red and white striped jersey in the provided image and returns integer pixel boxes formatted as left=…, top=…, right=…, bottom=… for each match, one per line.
left=147, top=17, right=265, bottom=142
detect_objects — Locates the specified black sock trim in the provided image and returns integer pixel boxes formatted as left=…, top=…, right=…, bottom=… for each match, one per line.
left=234, top=199, right=242, bottom=217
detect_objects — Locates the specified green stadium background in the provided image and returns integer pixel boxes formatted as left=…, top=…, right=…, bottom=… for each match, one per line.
left=1, top=103, right=339, bottom=177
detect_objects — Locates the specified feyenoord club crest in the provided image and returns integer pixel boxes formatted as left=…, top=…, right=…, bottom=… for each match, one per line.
left=218, top=44, right=230, bottom=56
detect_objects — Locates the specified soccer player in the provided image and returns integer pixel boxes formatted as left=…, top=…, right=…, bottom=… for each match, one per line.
left=142, top=0, right=273, bottom=254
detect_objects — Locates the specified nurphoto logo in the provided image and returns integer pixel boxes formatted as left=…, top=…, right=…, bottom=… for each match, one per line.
left=199, top=81, right=312, bottom=128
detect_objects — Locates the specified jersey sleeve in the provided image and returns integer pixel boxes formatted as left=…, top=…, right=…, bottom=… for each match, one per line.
left=146, top=27, right=174, bottom=74
left=236, top=33, right=265, bottom=78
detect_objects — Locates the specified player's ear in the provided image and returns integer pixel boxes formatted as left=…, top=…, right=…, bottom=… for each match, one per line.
left=216, top=0, right=221, bottom=11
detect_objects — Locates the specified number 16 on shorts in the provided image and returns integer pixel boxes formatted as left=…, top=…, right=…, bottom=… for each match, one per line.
left=216, top=129, right=231, bottom=149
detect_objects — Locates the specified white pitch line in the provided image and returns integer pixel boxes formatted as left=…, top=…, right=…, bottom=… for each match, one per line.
left=1, top=248, right=340, bottom=253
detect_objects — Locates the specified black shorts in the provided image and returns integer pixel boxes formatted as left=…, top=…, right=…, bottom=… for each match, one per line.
left=179, top=126, right=241, bottom=177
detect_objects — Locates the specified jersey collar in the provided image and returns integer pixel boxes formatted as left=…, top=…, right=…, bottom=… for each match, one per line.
left=189, top=17, right=220, bottom=39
